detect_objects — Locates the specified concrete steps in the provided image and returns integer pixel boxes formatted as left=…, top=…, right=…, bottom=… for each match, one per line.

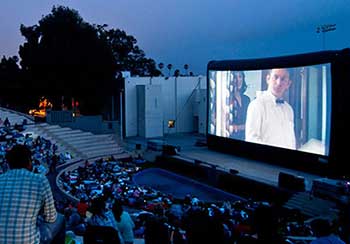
left=35, top=123, right=127, bottom=160
left=0, top=108, right=34, bottom=125
left=58, top=134, right=105, bottom=143
left=1, top=107, right=129, bottom=161
left=284, top=192, right=338, bottom=219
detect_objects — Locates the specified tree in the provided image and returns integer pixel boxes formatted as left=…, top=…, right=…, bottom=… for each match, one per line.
left=96, top=25, right=161, bottom=77
left=158, top=62, right=164, bottom=76
left=174, top=69, right=180, bottom=77
left=18, top=5, right=161, bottom=114
left=19, top=6, right=115, bottom=114
left=0, top=55, right=21, bottom=89
left=0, top=56, right=33, bottom=110
left=184, top=64, right=189, bottom=76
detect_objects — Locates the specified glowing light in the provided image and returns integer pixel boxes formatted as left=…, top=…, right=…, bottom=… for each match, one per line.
left=28, top=97, right=53, bottom=118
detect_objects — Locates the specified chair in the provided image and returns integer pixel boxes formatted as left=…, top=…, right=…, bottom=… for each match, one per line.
left=83, top=225, right=121, bottom=244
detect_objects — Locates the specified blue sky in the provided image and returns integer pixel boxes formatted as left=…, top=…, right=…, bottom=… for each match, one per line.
left=0, top=0, right=349, bottom=75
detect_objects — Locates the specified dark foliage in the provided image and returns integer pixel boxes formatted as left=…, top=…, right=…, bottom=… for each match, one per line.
left=1, top=5, right=161, bottom=114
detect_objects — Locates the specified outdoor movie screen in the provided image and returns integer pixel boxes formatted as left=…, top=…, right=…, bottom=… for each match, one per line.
left=208, top=64, right=332, bottom=157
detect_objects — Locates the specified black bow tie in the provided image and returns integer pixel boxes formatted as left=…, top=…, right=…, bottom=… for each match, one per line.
left=276, top=99, right=284, bottom=104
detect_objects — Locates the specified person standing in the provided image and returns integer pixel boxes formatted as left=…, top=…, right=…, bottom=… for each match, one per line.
left=245, top=68, right=296, bottom=150
left=112, top=201, right=135, bottom=244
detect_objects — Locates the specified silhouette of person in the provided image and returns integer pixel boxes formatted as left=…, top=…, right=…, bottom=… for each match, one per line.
left=3, top=117, right=10, bottom=127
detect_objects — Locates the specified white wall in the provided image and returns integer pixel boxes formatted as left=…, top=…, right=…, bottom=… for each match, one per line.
left=124, top=76, right=206, bottom=137
left=137, top=84, right=163, bottom=138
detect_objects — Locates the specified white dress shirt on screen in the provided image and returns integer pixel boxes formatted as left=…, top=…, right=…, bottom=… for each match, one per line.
left=245, top=90, right=296, bottom=150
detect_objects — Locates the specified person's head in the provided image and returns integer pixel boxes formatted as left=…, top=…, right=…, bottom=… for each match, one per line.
left=266, top=68, right=292, bottom=98
left=112, top=200, right=124, bottom=222
left=89, top=197, right=106, bottom=216
left=310, top=218, right=332, bottom=237
left=80, top=197, right=87, bottom=204
left=5, top=144, right=32, bottom=170
left=232, top=71, right=247, bottom=94
left=253, top=204, right=279, bottom=241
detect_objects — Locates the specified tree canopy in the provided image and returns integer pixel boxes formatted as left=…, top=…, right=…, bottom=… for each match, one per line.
left=15, top=5, right=160, bottom=114
left=0, top=56, right=32, bottom=110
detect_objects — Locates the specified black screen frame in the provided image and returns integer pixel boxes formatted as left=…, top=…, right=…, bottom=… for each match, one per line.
left=207, top=49, right=350, bottom=177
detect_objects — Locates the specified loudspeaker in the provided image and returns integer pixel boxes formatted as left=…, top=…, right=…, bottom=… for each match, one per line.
left=194, top=159, right=203, bottom=166
left=162, top=145, right=177, bottom=155
left=278, top=172, right=305, bottom=191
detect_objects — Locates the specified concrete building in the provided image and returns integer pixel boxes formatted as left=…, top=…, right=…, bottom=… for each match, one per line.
left=123, top=76, right=207, bottom=138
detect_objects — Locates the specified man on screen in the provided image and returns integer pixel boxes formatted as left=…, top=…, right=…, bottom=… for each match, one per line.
left=245, top=68, right=296, bottom=150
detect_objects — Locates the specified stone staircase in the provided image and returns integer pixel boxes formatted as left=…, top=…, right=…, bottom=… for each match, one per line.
left=0, top=107, right=34, bottom=125
left=283, top=191, right=338, bottom=220
left=29, top=123, right=128, bottom=160
left=1, top=107, right=129, bottom=164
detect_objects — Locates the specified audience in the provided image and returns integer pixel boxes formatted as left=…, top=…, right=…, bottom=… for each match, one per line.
left=1, top=114, right=348, bottom=244
left=310, top=218, right=345, bottom=244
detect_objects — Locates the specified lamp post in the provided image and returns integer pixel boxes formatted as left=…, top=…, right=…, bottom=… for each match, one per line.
left=316, top=24, right=336, bottom=50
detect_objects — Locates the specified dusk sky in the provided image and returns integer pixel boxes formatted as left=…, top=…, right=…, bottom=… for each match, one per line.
left=1, top=0, right=349, bottom=75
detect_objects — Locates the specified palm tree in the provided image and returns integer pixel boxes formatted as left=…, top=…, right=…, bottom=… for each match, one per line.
left=167, top=64, right=173, bottom=77
left=158, top=62, right=164, bottom=76
left=184, top=64, right=189, bottom=76
left=174, top=69, right=180, bottom=77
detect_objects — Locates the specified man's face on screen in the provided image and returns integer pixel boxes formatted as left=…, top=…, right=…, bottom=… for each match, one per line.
left=267, top=68, right=291, bottom=98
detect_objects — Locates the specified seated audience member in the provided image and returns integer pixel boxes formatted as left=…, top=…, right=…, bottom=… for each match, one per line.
left=144, top=214, right=170, bottom=244
left=251, top=204, right=284, bottom=244
left=310, top=218, right=345, bottom=244
left=338, top=200, right=350, bottom=244
left=3, top=117, right=10, bottom=127
left=87, top=197, right=123, bottom=242
left=65, top=207, right=86, bottom=236
left=77, top=197, right=89, bottom=218
left=112, top=200, right=135, bottom=244
left=22, top=118, right=28, bottom=126
left=183, top=207, right=226, bottom=244
left=0, top=144, right=65, bottom=244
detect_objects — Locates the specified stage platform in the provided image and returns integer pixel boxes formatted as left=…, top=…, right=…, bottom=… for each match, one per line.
left=123, top=133, right=323, bottom=192
left=123, top=133, right=345, bottom=219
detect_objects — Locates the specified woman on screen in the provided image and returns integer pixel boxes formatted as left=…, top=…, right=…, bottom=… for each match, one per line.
left=226, top=71, right=251, bottom=140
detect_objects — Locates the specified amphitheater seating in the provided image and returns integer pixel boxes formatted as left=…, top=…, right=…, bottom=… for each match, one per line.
left=283, top=192, right=337, bottom=219
left=1, top=107, right=128, bottom=164
left=0, top=108, right=32, bottom=125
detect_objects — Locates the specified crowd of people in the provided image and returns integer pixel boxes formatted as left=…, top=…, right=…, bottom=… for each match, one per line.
left=58, top=156, right=348, bottom=244
left=0, top=116, right=348, bottom=244
left=0, top=119, right=71, bottom=175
